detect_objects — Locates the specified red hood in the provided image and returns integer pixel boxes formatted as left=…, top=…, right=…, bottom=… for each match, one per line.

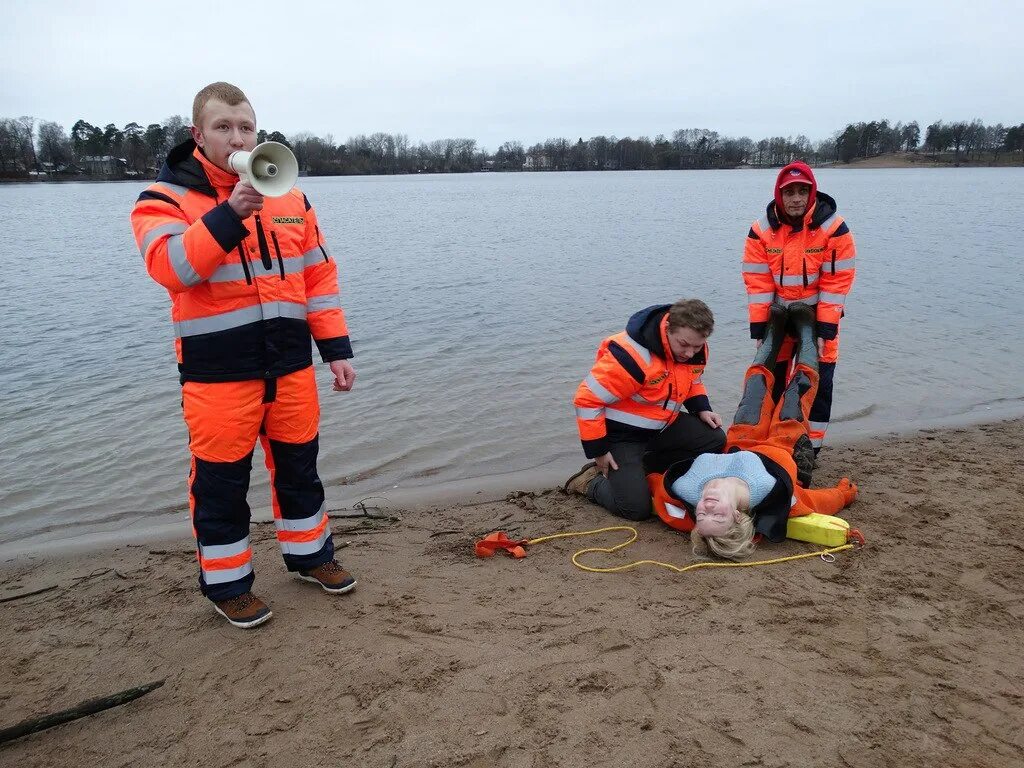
left=774, top=160, right=817, bottom=215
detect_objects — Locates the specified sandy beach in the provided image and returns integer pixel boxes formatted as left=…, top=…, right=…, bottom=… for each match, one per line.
left=1, top=419, right=1022, bottom=767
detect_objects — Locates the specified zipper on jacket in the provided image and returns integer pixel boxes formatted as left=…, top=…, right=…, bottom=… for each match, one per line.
left=315, top=225, right=329, bottom=263
left=802, top=258, right=809, bottom=288
left=236, top=245, right=253, bottom=285
left=831, top=247, right=837, bottom=275
left=254, top=214, right=273, bottom=270
left=662, top=383, right=673, bottom=410
left=270, top=231, right=285, bottom=279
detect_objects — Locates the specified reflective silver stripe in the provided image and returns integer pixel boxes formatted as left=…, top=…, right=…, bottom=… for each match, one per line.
left=208, top=262, right=249, bottom=283
left=809, top=421, right=829, bottom=432
left=174, top=301, right=306, bottom=337
left=819, top=292, right=847, bottom=305
left=167, top=235, right=202, bottom=287
left=260, top=301, right=308, bottom=320
left=274, top=504, right=326, bottom=533
left=584, top=373, right=618, bottom=405
left=822, top=258, right=856, bottom=272
left=663, top=502, right=689, bottom=521
left=742, top=262, right=771, bottom=274
left=605, top=408, right=668, bottom=430
left=575, top=406, right=605, bottom=420
left=780, top=295, right=818, bottom=306
left=757, top=217, right=770, bottom=231
left=308, top=293, right=342, bottom=313
left=631, top=394, right=682, bottom=411
left=780, top=274, right=818, bottom=287
left=818, top=213, right=839, bottom=232
left=154, top=182, right=189, bottom=197
left=279, top=527, right=332, bottom=556
left=203, top=562, right=253, bottom=585
left=199, top=537, right=250, bottom=561
left=303, top=246, right=328, bottom=267
left=618, top=334, right=651, bottom=365
left=747, top=292, right=775, bottom=305
left=139, top=221, right=188, bottom=256
left=810, top=436, right=824, bottom=448
left=209, top=254, right=306, bottom=283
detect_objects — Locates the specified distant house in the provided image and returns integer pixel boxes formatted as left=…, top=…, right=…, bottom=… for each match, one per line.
left=523, top=154, right=552, bottom=171
left=80, top=156, right=128, bottom=176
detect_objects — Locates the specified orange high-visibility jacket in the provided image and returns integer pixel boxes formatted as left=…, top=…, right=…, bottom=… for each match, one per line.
left=573, top=305, right=712, bottom=459
left=131, top=140, right=351, bottom=382
left=742, top=192, right=855, bottom=342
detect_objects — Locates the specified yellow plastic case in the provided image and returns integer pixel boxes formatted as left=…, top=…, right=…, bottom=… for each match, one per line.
left=786, top=513, right=851, bottom=547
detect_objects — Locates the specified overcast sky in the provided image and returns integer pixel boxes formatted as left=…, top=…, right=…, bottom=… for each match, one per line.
left=2, top=0, right=1020, bottom=149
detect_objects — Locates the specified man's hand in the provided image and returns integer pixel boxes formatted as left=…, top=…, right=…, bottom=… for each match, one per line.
left=228, top=180, right=264, bottom=219
left=329, top=360, right=356, bottom=391
left=698, top=410, right=723, bottom=429
left=817, top=338, right=826, bottom=358
left=595, top=452, right=618, bottom=477
left=755, top=339, right=764, bottom=350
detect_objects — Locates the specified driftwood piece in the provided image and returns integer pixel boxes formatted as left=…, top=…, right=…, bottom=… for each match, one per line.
left=0, top=679, right=165, bottom=744
left=0, top=585, right=59, bottom=604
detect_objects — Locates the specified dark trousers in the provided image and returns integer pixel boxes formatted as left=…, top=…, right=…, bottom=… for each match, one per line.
left=586, top=414, right=726, bottom=521
left=192, top=436, right=334, bottom=603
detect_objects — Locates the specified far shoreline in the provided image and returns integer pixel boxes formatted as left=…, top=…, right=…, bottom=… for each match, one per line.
left=2, top=152, right=1020, bottom=185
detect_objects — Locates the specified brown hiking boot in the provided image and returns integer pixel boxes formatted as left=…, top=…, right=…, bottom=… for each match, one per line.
left=213, top=592, right=273, bottom=629
left=562, top=462, right=599, bottom=496
left=298, top=561, right=357, bottom=594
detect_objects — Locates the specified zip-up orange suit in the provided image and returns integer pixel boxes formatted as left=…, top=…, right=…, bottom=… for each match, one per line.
left=649, top=307, right=856, bottom=541
left=130, top=139, right=351, bottom=603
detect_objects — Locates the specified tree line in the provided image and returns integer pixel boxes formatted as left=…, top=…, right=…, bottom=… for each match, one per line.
left=1, top=114, right=1021, bottom=180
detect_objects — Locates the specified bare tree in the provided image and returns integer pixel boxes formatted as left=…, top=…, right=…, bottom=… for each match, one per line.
left=161, top=115, right=191, bottom=154
left=37, top=121, right=73, bottom=169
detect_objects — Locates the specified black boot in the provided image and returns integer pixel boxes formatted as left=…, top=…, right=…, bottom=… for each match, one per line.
left=792, top=433, right=815, bottom=487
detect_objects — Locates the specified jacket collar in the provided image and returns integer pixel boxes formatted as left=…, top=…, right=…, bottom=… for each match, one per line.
left=155, top=138, right=239, bottom=198
left=192, top=145, right=239, bottom=192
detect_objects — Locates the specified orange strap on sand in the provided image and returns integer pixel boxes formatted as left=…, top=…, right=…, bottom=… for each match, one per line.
left=847, top=529, right=865, bottom=546
left=474, top=531, right=529, bottom=559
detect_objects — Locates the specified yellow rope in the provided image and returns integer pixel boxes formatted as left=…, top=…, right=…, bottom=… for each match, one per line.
left=527, top=525, right=853, bottom=574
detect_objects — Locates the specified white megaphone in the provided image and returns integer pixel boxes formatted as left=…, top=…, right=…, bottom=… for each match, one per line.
left=228, top=141, right=299, bottom=197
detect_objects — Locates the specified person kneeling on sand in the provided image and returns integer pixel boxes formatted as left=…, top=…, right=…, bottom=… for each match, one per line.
left=648, top=302, right=857, bottom=560
left=564, top=299, right=726, bottom=520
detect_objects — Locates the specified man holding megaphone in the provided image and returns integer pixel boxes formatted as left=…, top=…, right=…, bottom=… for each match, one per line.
left=131, top=82, right=358, bottom=629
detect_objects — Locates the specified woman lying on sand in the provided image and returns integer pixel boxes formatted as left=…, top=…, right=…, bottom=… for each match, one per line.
left=649, top=302, right=857, bottom=560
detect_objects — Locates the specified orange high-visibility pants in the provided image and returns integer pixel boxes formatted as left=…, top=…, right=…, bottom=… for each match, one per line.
left=182, top=366, right=333, bottom=602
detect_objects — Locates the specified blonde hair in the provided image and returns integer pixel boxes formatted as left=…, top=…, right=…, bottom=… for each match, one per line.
left=192, top=82, right=251, bottom=126
left=691, top=514, right=756, bottom=561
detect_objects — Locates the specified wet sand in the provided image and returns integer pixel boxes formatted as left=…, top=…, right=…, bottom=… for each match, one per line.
left=1, top=419, right=1022, bottom=767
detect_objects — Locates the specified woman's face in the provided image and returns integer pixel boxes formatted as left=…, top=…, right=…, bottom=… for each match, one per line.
left=694, top=486, right=740, bottom=537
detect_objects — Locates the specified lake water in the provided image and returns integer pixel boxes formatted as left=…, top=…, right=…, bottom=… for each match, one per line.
left=2, top=167, right=1023, bottom=555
